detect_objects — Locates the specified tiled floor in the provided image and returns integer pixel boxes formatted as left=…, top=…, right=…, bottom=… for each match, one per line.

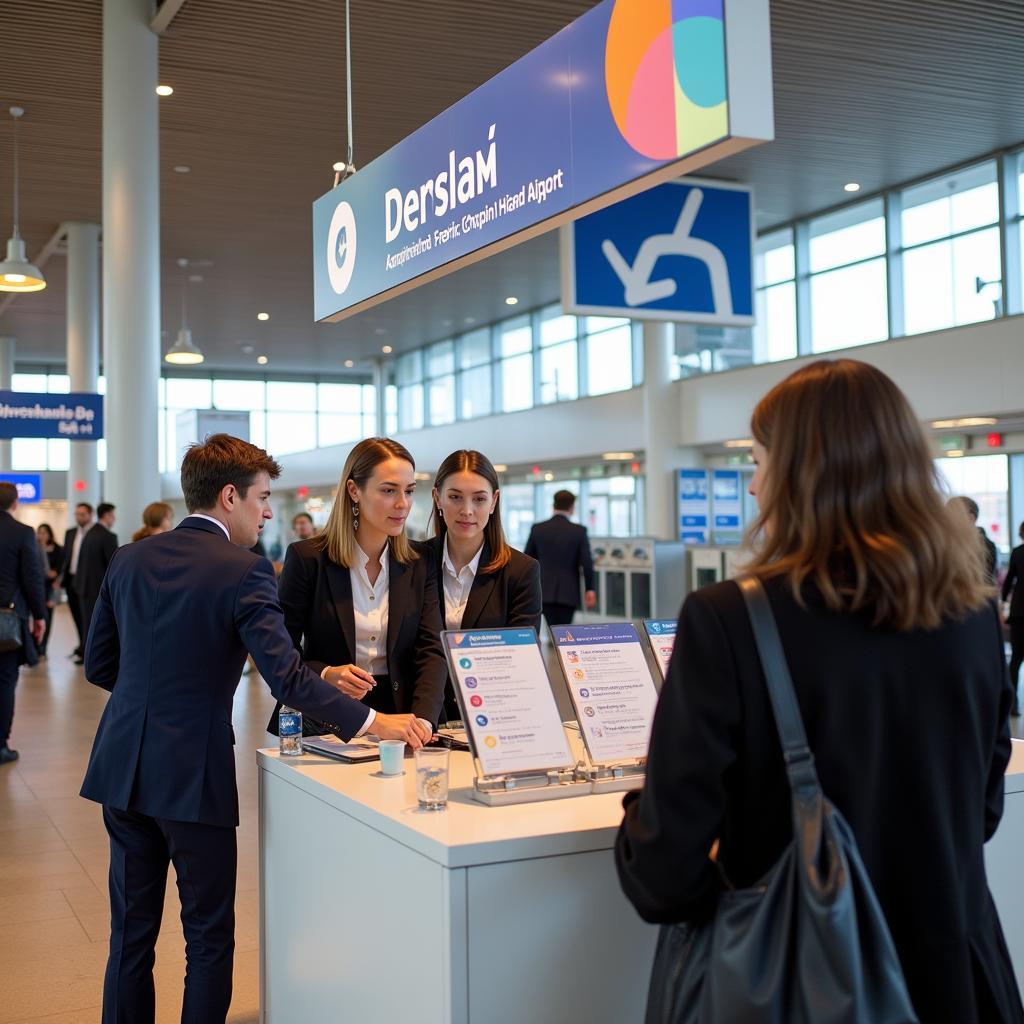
left=0, top=607, right=274, bottom=1024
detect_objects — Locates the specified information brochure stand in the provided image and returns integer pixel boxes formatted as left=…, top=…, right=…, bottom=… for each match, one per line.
left=550, top=623, right=661, bottom=793
left=642, top=618, right=678, bottom=681
left=442, top=628, right=591, bottom=806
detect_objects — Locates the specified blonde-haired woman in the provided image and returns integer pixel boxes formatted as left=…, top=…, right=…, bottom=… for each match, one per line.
left=131, top=502, right=173, bottom=542
left=616, top=359, right=1022, bottom=1023
left=268, top=438, right=445, bottom=739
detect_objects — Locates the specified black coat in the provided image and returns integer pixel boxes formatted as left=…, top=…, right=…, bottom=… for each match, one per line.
left=81, top=518, right=371, bottom=827
left=524, top=514, right=595, bottom=608
left=268, top=538, right=448, bottom=729
left=1002, top=545, right=1024, bottom=621
left=616, top=576, right=1022, bottom=1024
left=0, top=510, right=46, bottom=666
left=73, top=523, right=118, bottom=603
left=60, top=525, right=85, bottom=587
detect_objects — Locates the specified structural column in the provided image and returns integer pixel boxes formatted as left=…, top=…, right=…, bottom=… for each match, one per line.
left=66, top=223, right=101, bottom=511
left=0, top=336, right=13, bottom=471
left=102, top=0, right=161, bottom=537
left=372, top=359, right=388, bottom=436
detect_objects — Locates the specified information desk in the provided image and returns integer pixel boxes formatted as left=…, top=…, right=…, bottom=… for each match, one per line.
left=257, top=747, right=657, bottom=1024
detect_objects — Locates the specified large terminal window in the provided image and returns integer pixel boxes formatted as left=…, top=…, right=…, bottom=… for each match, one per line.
left=752, top=228, right=797, bottom=363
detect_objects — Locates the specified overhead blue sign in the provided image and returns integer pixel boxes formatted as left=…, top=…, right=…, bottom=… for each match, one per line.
left=562, top=178, right=754, bottom=324
left=313, top=0, right=773, bottom=322
left=0, top=392, right=103, bottom=441
left=0, top=473, right=42, bottom=504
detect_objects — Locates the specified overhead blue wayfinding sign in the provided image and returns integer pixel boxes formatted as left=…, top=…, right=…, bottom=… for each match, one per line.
left=313, top=0, right=773, bottom=322
left=561, top=178, right=754, bottom=324
left=0, top=391, right=104, bottom=441
left=0, top=473, right=42, bottom=504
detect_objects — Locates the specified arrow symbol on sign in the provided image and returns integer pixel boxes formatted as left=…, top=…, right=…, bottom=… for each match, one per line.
left=601, top=188, right=733, bottom=315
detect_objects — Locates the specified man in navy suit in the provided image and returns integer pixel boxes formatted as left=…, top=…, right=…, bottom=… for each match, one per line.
left=81, top=434, right=429, bottom=1024
left=525, top=489, right=596, bottom=628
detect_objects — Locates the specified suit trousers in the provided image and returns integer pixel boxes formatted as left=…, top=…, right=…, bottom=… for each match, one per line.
left=66, top=582, right=84, bottom=652
left=102, top=805, right=236, bottom=1024
left=543, top=602, right=577, bottom=628
left=1010, top=620, right=1024, bottom=710
left=0, top=648, right=20, bottom=743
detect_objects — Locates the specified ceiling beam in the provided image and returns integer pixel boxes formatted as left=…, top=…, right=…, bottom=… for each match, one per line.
left=150, top=0, right=186, bottom=35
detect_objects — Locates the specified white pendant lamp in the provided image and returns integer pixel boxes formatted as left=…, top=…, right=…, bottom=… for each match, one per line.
left=164, top=258, right=204, bottom=365
left=0, top=107, right=46, bottom=293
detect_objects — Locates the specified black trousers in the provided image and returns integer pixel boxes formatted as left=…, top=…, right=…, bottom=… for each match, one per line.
left=0, top=648, right=20, bottom=744
left=66, top=580, right=84, bottom=653
left=102, top=805, right=236, bottom=1024
left=1010, top=620, right=1024, bottom=710
left=543, top=602, right=577, bottom=628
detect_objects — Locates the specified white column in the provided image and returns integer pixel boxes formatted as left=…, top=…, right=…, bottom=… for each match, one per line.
left=0, top=336, right=14, bottom=471
left=372, top=359, right=388, bottom=436
left=103, top=0, right=161, bottom=538
left=66, top=222, right=101, bottom=511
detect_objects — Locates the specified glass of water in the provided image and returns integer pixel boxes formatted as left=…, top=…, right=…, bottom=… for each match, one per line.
left=415, top=746, right=450, bottom=811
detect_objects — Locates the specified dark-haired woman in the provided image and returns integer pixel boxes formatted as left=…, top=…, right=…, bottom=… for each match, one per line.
left=267, top=438, right=445, bottom=739
left=616, top=359, right=1023, bottom=1023
left=425, top=449, right=541, bottom=721
left=36, top=523, right=63, bottom=657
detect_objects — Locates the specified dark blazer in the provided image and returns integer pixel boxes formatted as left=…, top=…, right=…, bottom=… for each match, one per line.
left=268, top=538, right=448, bottom=729
left=1002, top=544, right=1024, bottom=621
left=616, top=577, right=1022, bottom=1024
left=80, top=517, right=372, bottom=827
left=73, top=522, right=118, bottom=602
left=980, top=527, right=999, bottom=586
left=0, top=510, right=46, bottom=666
left=60, top=524, right=85, bottom=587
left=524, top=514, right=595, bottom=608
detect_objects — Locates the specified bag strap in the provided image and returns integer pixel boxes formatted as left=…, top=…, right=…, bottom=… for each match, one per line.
left=736, top=575, right=822, bottom=796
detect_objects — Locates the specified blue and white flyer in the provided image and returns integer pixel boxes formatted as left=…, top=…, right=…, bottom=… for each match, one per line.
left=643, top=619, right=678, bottom=679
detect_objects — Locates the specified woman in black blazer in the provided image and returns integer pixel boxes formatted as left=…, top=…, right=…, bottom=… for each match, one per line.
left=425, top=449, right=541, bottom=721
left=268, top=438, right=446, bottom=737
left=1002, top=521, right=1024, bottom=716
left=616, top=360, right=1023, bottom=1024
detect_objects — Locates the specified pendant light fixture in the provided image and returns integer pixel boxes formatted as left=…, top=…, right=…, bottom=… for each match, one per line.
left=0, top=107, right=46, bottom=293
left=164, top=258, right=204, bottom=365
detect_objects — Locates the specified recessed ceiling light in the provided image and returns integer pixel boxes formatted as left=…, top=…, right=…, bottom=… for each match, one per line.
left=464, top=317, right=476, bottom=325
left=381, top=345, right=393, bottom=354
left=505, top=296, right=518, bottom=306
left=843, top=182, right=861, bottom=193
left=332, top=161, right=346, bottom=172
left=257, top=355, right=268, bottom=365
left=344, top=359, right=354, bottom=368
left=543, top=472, right=554, bottom=481
left=173, top=165, right=191, bottom=174
left=723, top=438, right=755, bottom=448
left=492, top=464, right=508, bottom=473
left=946, top=450, right=965, bottom=458
left=930, top=417, right=997, bottom=428
left=374, top=327, right=387, bottom=335
left=602, top=451, right=635, bottom=460
left=257, top=312, right=270, bottom=321
left=156, top=85, right=174, bottom=97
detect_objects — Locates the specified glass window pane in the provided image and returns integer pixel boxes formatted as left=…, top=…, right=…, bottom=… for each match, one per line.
left=809, top=200, right=885, bottom=272
left=318, top=382, right=363, bottom=413
left=266, top=381, right=315, bottom=411
left=396, top=351, right=423, bottom=385
left=755, top=229, right=795, bottom=287
left=362, top=384, right=376, bottom=416
left=97, top=438, right=107, bottom=472
left=47, top=438, right=70, bottom=471
left=48, top=374, right=70, bottom=393
left=98, top=376, right=106, bottom=396
left=459, top=365, right=492, bottom=419
left=459, top=328, right=491, bottom=368
left=213, top=379, right=265, bottom=411
left=584, top=315, right=630, bottom=334
left=539, top=308, right=577, bottom=347
left=318, top=414, right=363, bottom=447
left=426, top=340, right=454, bottom=378
left=398, top=384, right=424, bottom=431
left=165, top=377, right=212, bottom=409
left=903, top=241, right=954, bottom=336
left=11, top=438, right=46, bottom=470
left=902, top=162, right=998, bottom=247
left=266, top=411, right=316, bottom=455
left=951, top=227, right=1001, bottom=326
left=11, top=374, right=46, bottom=393
left=587, top=325, right=634, bottom=395
left=539, top=341, right=578, bottom=403
left=249, top=411, right=266, bottom=449
left=500, top=354, right=533, bottom=412
left=499, top=316, right=532, bottom=357
left=753, top=282, right=797, bottom=363
left=428, top=374, right=455, bottom=425
left=810, top=259, right=888, bottom=352
left=385, top=384, right=398, bottom=435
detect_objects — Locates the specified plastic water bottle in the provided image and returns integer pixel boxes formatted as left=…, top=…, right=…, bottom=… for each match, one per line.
left=279, top=706, right=303, bottom=756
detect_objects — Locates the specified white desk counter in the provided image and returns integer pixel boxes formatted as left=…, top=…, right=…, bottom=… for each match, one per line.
left=257, top=746, right=657, bottom=1024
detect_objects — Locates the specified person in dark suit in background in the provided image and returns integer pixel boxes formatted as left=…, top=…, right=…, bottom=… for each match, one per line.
left=74, top=501, right=117, bottom=662
left=950, top=495, right=999, bottom=585
left=0, top=482, right=47, bottom=765
left=616, top=360, right=1022, bottom=1024
left=60, top=501, right=95, bottom=659
left=525, top=489, right=596, bottom=628
left=81, top=434, right=426, bottom=1024
left=1002, top=520, right=1024, bottom=717
left=425, top=449, right=541, bottom=721
left=269, top=437, right=447, bottom=737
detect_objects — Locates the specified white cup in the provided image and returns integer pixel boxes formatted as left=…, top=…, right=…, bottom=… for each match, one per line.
left=378, top=739, right=406, bottom=776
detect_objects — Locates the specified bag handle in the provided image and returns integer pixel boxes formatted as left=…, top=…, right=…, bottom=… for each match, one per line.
left=736, top=576, right=822, bottom=795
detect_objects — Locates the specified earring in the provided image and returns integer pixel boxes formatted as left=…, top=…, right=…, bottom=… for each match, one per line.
left=352, top=503, right=360, bottom=530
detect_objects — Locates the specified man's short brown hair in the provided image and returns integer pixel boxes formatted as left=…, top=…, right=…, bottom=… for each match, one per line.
left=553, top=489, right=576, bottom=512
left=0, top=482, right=17, bottom=511
left=181, top=434, right=282, bottom=512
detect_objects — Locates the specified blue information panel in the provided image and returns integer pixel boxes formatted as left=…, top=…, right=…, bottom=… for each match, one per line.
left=712, top=469, right=743, bottom=528
left=0, top=391, right=103, bottom=440
left=678, top=468, right=709, bottom=545
left=0, top=473, right=42, bottom=504
left=562, top=178, right=754, bottom=324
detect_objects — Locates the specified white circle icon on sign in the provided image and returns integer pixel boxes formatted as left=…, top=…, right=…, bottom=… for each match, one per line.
left=326, top=201, right=357, bottom=295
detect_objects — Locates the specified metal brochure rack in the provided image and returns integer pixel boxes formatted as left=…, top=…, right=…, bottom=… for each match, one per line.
left=441, top=628, right=591, bottom=806
left=549, top=622, right=661, bottom=794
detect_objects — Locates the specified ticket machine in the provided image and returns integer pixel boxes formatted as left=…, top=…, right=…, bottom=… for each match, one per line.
left=586, top=537, right=687, bottom=621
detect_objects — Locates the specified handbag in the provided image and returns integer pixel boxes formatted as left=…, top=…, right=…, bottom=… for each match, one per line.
left=645, top=575, right=919, bottom=1024
left=0, top=595, right=22, bottom=653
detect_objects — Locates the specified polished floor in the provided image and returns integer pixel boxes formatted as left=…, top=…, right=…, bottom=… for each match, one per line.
left=0, top=606, right=274, bottom=1024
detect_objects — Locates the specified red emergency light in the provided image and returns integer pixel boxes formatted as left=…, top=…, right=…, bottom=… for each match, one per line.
left=987, top=433, right=1003, bottom=448
left=74, top=480, right=87, bottom=492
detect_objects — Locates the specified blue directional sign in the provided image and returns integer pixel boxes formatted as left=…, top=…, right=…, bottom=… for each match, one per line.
left=562, top=178, right=754, bottom=325
left=0, top=474, right=42, bottom=504
left=0, top=392, right=103, bottom=441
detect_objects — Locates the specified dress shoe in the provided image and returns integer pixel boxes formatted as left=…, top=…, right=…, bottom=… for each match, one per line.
left=0, top=746, right=18, bottom=765
left=73, top=656, right=84, bottom=665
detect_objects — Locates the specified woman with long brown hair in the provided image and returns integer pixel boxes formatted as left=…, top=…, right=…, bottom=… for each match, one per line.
left=131, top=501, right=173, bottom=542
left=616, top=359, right=1022, bottom=1023
left=425, top=449, right=541, bottom=720
left=267, top=438, right=445, bottom=738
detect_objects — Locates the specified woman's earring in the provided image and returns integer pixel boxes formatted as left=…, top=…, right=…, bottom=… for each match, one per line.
left=352, top=503, right=360, bottom=530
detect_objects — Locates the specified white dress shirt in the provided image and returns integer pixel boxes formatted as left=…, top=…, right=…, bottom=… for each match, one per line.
left=441, top=536, right=484, bottom=630
left=350, top=549, right=389, bottom=676
left=69, top=524, right=90, bottom=574
left=186, top=513, right=230, bottom=540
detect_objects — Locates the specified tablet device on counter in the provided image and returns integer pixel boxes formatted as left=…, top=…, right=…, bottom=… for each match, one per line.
left=301, top=735, right=380, bottom=763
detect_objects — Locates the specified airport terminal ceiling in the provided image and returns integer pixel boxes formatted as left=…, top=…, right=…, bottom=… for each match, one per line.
left=1, top=0, right=1023, bottom=374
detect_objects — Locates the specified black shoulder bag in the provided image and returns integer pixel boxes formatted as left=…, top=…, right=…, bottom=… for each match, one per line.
left=645, top=575, right=919, bottom=1024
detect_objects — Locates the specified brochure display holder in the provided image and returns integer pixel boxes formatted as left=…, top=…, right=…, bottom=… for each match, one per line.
left=442, top=628, right=591, bottom=806
left=642, top=618, right=678, bottom=681
left=550, top=622, right=661, bottom=793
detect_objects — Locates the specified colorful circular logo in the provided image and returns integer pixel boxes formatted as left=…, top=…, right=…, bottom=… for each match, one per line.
left=326, top=201, right=357, bottom=294
left=605, top=0, right=727, bottom=160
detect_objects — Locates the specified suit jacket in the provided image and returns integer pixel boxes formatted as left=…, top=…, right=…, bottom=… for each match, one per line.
left=980, top=527, right=999, bottom=586
left=80, top=517, right=372, bottom=827
left=73, top=522, right=118, bottom=602
left=524, top=514, right=595, bottom=608
left=269, top=538, right=448, bottom=729
left=0, top=510, right=47, bottom=666
left=616, top=577, right=1022, bottom=1024
left=60, top=524, right=88, bottom=588
left=1002, top=544, right=1024, bottom=621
